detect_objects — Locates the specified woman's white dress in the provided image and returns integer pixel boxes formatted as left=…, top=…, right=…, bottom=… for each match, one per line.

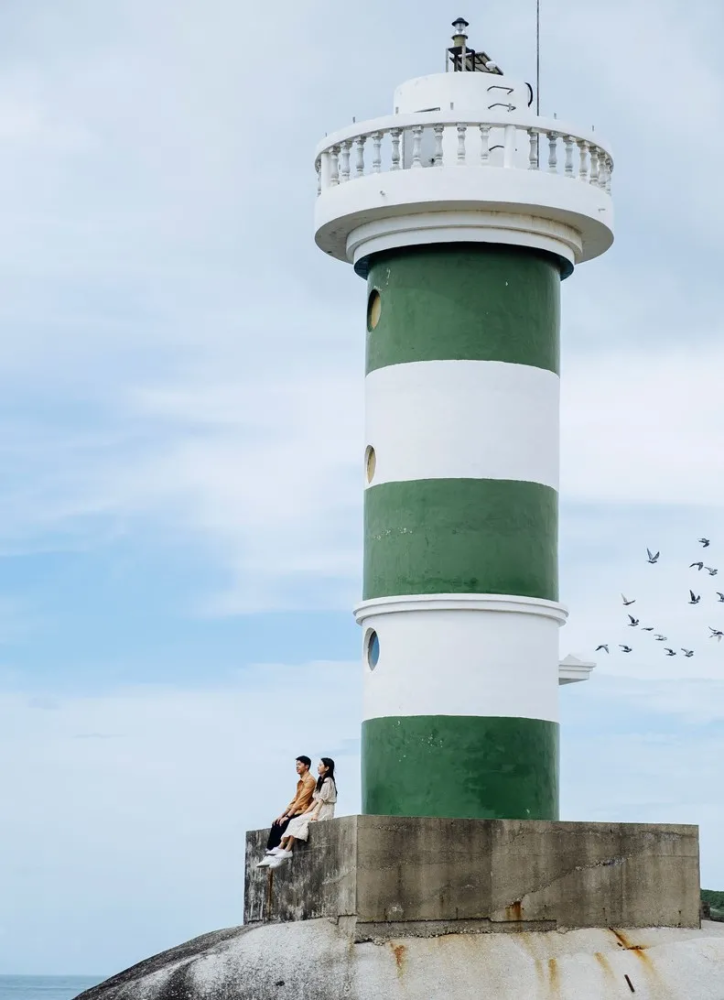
left=284, top=778, right=337, bottom=842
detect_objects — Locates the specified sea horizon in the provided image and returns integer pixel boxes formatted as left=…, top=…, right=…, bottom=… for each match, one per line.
left=0, top=974, right=106, bottom=1000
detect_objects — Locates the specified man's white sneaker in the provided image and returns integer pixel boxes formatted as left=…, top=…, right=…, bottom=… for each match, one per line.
left=268, top=856, right=286, bottom=869
left=257, top=857, right=272, bottom=868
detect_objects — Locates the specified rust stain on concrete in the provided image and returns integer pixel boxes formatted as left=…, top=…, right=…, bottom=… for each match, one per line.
left=610, top=928, right=662, bottom=988
left=593, top=951, right=614, bottom=977
left=632, top=948, right=654, bottom=971
left=505, top=900, right=523, bottom=921
left=547, top=957, right=560, bottom=991
left=390, top=943, right=407, bottom=975
left=266, top=869, right=274, bottom=921
left=609, top=929, right=655, bottom=966
left=610, top=929, right=633, bottom=949
left=533, top=953, right=560, bottom=994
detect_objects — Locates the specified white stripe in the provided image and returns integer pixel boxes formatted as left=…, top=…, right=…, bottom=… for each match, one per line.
left=361, top=605, right=560, bottom=723
left=365, top=359, right=559, bottom=490
left=355, top=593, right=568, bottom=623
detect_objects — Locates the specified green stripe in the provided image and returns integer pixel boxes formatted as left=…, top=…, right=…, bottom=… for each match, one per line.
left=364, top=478, right=558, bottom=601
left=362, top=715, right=559, bottom=820
left=366, top=245, right=561, bottom=376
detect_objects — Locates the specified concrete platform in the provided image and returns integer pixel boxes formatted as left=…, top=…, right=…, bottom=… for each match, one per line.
left=245, top=816, right=701, bottom=934
left=76, top=919, right=724, bottom=1000
left=77, top=817, right=709, bottom=999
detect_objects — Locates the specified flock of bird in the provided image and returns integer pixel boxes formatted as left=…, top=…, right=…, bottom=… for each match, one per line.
left=595, top=538, right=724, bottom=658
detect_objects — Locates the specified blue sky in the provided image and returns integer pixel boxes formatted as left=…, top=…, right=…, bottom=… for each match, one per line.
left=1, top=0, right=724, bottom=978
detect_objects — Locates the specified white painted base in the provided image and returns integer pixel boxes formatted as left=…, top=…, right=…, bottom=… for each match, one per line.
left=354, top=594, right=567, bottom=724
left=365, top=359, right=560, bottom=490
left=98, top=919, right=724, bottom=1000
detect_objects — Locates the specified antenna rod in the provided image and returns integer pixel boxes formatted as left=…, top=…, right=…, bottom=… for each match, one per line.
left=536, top=0, right=541, bottom=114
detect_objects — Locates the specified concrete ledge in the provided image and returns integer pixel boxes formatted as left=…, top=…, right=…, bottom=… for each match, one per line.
left=347, top=917, right=557, bottom=941
left=245, top=816, right=700, bottom=933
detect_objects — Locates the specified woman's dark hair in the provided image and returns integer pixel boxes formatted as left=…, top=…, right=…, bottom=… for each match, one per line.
left=317, top=757, right=336, bottom=792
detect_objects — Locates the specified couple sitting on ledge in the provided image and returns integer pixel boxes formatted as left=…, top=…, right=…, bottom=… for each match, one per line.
left=257, top=755, right=337, bottom=869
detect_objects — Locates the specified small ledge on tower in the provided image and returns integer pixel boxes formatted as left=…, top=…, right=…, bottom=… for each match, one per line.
left=559, top=653, right=595, bottom=685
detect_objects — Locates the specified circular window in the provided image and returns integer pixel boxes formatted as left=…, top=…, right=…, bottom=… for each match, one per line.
left=365, top=629, right=380, bottom=670
left=365, top=445, right=376, bottom=484
left=367, top=290, right=381, bottom=331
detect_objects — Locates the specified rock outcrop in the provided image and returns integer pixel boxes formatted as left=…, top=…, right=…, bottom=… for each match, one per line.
left=76, top=919, right=724, bottom=1000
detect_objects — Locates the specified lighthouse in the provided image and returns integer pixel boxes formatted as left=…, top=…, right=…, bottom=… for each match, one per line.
left=84, top=19, right=718, bottom=1000
left=314, top=19, right=614, bottom=823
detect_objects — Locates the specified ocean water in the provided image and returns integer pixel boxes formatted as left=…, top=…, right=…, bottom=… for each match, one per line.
left=0, top=977, right=104, bottom=1000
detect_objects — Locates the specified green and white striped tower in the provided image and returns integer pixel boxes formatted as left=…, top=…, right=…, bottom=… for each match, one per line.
left=314, top=20, right=613, bottom=821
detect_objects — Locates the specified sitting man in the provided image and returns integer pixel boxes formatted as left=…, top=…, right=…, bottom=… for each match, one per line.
left=258, top=755, right=315, bottom=866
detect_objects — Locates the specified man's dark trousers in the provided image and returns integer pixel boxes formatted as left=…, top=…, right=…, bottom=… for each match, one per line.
left=267, top=816, right=296, bottom=851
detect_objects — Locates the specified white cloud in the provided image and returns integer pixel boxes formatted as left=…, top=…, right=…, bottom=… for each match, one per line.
left=0, top=660, right=362, bottom=975
left=543, top=0, right=724, bottom=242
left=111, top=363, right=365, bottom=613
left=562, top=344, right=724, bottom=507
left=0, top=0, right=719, bottom=616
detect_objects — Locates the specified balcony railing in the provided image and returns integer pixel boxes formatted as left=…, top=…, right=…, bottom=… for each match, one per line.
left=315, top=112, right=613, bottom=197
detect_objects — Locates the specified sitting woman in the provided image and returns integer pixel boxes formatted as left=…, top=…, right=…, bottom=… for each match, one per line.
left=268, top=758, right=336, bottom=866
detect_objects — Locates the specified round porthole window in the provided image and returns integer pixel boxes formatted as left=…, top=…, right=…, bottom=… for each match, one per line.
left=365, top=629, right=380, bottom=670
left=367, top=289, right=381, bottom=331
left=365, top=445, right=376, bottom=484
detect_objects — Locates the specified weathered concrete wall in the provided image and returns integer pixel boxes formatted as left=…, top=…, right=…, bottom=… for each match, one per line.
left=245, top=816, right=358, bottom=925
left=76, top=919, right=724, bottom=1000
left=245, top=816, right=701, bottom=932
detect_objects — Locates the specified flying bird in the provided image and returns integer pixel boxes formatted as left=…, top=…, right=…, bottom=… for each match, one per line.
left=689, top=590, right=701, bottom=605
left=705, top=567, right=718, bottom=576
left=619, top=644, right=633, bottom=653
left=647, top=548, right=660, bottom=564
left=664, top=648, right=677, bottom=656
left=641, top=626, right=655, bottom=631
left=627, top=614, right=639, bottom=626
left=621, top=594, right=636, bottom=606
left=699, top=538, right=711, bottom=548
left=717, top=593, right=724, bottom=603
left=654, top=634, right=667, bottom=641
left=690, top=562, right=704, bottom=571
left=709, top=628, right=724, bottom=642
left=681, top=649, right=694, bottom=657
left=595, top=644, right=609, bottom=653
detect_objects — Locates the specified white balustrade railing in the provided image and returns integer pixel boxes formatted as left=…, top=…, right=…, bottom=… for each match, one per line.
left=315, top=112, right=613, bottom=197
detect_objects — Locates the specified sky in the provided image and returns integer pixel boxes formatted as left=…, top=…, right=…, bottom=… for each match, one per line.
left=1, top=0, right=723, bottom=978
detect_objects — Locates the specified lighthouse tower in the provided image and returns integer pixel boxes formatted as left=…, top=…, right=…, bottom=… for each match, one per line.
left=83, top=20, right=717, bottom=1000
left=314, top=19, right=614, bottom=823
